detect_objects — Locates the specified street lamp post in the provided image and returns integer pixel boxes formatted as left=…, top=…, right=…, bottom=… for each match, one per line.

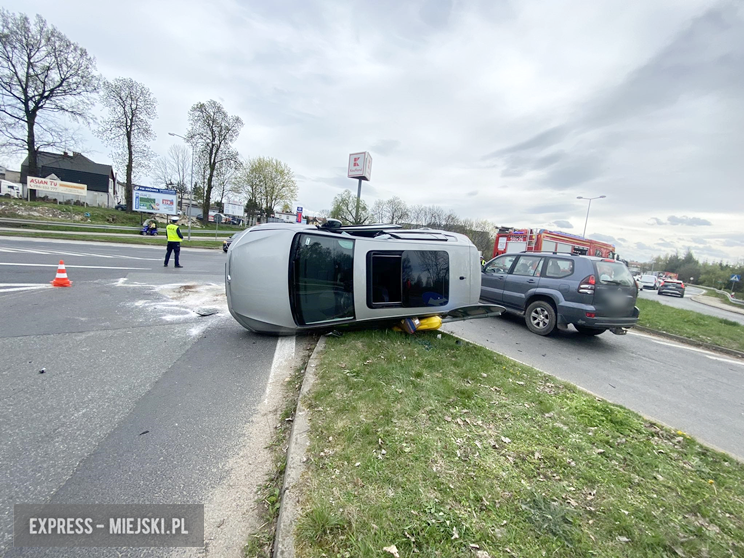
left=168, top=132, right=194, bottom=241
left=576, top=195, right=606, bottom=238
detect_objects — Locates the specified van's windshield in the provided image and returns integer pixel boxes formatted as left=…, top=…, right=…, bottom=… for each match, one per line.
left=290, top=234, right=355, bottom=325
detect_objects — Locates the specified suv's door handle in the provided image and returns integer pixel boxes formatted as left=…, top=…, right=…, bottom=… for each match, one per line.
left=527, top=279, right=536, bottom=283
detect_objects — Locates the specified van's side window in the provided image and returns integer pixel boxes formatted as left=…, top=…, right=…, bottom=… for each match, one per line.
left=368, top=250, right=449, bottom=308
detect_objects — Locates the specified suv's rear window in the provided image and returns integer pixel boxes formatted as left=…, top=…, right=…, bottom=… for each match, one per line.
left=595, top=261, right=635, bottom=286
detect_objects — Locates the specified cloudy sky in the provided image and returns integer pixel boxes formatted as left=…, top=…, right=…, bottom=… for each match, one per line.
left=5, top=0, right=743, bottom=263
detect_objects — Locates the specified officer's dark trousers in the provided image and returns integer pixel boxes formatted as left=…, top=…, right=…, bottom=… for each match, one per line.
left=164, top=242, right=181, bottom=266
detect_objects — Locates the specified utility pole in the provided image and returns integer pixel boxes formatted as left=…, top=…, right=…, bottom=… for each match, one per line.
left=354, top=177, right=362, bottom=224
left=169, top=132, right=195, bottom=241
left=576, top=195, right=606, bottom=238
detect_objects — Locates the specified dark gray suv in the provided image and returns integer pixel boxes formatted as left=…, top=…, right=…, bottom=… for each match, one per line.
left=481, top=252, right=639, bottom=336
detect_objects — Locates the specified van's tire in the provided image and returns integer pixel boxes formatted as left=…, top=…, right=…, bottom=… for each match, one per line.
left=525, top=300, right=557, bottom=336
left=575, top=326, right=606, bottom=336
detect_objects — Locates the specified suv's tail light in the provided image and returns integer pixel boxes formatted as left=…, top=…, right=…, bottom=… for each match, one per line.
left=578, top=275, right=595, bottom=295
left=680, top=282, right=685, bottom=288
left=659, top=281, right=665, bottom=287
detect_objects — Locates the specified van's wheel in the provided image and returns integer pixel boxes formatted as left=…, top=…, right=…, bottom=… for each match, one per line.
left=575, top=326, right=606, bottom=336
left=525, top=300, right=557, bottom=336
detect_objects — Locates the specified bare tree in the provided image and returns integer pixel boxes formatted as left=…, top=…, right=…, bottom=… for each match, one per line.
left=97, top=77, right=157, bottom=211
left=153, top=144, right=190, bottom=208
left=408, top=204, right=425, bottom=226
left=0, top=10, right=97, bottom=197
left=235, top=156, right=297, bottom=216
left=212, top=150, right=240, bottom=208
left=385, top=196, right=409, bottom=224
left=186, top=100, right=243, bottom=218
left=370, top=199, right=386, bottom=223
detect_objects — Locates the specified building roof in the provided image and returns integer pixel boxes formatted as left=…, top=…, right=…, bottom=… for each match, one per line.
left=24, top=152, right=113, bottom=177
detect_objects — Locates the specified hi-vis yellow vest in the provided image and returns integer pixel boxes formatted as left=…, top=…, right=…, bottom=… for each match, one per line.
left=166, top=224, right=182, bottom=242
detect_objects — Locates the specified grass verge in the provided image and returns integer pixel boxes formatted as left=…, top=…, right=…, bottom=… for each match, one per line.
left=0, top=230, right=224, bottom=249
left=694, top=286, right=744, bottom=309
left=243, top=363, right=309, bottom=558
left=295, top=330, right=744, bottom=557
left=636, top=298, right=743, bottom=352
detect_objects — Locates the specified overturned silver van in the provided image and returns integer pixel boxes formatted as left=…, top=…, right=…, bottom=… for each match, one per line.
left=225, top=222, right=502, bottom=334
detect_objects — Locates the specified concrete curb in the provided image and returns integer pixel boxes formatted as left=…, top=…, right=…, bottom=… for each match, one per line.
left=633, top=325, right=744, bottom=360
left=691, top=295, right=744, bottom=316
left=273, top=335, right=326, bottom=558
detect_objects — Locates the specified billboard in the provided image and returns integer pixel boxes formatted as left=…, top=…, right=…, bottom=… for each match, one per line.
left=133, top=186, right=177, bottom=215
left=27, top=176, right=87, bottom=197
left=223, top=201, right=243, bottom=216
left=348, top=152, right=372, bottom=181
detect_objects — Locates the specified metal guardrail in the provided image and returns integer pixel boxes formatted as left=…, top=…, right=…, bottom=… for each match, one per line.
left=0, top=217, right=237, bottom=236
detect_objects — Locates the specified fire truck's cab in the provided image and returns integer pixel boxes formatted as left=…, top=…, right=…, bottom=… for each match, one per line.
left=492, top=227, right=616, bottom=259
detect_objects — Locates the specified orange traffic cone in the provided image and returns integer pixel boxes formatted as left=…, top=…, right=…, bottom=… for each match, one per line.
left=51, top=260, right=72, bottom=287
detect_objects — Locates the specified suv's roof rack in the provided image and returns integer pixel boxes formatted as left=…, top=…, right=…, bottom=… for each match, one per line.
left=519, top=250, right=578, bottom=256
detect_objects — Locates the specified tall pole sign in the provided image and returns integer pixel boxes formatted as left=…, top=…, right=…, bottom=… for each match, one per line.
left=347, top=152, right=372, bottom=224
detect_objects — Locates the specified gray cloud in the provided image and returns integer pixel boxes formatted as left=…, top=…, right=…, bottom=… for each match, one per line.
left=667, top=215, right=712, bottom=226
left=371, top=139, right=401, bottom=156
left=618, top=237, right=627, bottom=242
left=590, top=233, right=618, bottom=245
left=648, top=218, right=666, bottom=225
left=419, top=0, right=453, bottom=29
left=552, top=220, right=573, bottom=229
left=466, top=190, right=478, bottom=197
left=656, top=240, right=676, bottom=248
left=526, top=203, right=576, bottom=214
left=690, top=237, right=709, bottom=245
left=635, top=242, right=655, bottom=251
left=483, top=126, right=568, bottom=159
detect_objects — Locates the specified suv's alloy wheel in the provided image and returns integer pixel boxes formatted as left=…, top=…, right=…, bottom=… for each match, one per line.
left=525, top=300, right=557, bottom=336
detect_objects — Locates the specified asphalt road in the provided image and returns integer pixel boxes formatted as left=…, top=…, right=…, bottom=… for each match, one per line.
left=638, top=286, right=744, bottom=325
left=0, top=237, right=299, bottom=557
left=444, top=314, right=744, bottom=461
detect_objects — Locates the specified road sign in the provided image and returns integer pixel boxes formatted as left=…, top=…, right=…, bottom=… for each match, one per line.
left=296, top=206, right=303, bottom=223
left=731, top=274, right=741, bottom=282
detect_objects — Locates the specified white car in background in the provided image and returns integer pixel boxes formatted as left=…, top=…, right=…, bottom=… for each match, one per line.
left=638, top=275, right=659, bottom=290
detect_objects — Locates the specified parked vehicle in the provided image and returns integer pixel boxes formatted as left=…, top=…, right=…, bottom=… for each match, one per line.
left=492, top=227, right=616, bottom=259
left=481, top=252, right=639, bottom=336
left=226, top=222, right=504, bottom=334
left=0, top=180, right=23, bottom=198
left=114, top=203, right=127, bottom=211
left=638, top=275, right=659, bottom=290
left=658, top=279, right=686, bottom=297
left=223, top=231, right=248, bottom=252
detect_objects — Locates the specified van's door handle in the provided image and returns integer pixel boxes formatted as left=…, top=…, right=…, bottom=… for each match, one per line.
left=527, top=279, right=536, bottom=283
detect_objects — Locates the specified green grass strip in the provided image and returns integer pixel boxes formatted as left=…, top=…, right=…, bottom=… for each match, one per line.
left=636, top=298, right=743, bottom=352
left=295, top=330, right=744, bottom=558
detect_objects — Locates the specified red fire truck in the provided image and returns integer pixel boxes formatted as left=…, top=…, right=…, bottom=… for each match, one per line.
left=492, top=227, right=616, bottom=259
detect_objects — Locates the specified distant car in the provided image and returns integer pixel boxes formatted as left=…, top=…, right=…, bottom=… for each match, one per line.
left=223, top=231, right=247, bottom=252
left=481, top=252, right=639, bottom=336
left=226, top=222, right=503, bottom=334
left=658, top=279, right=686, bottom=297
left=114, top=203, right=127, bottom=211
left=638, top=275, right=659, bottom=290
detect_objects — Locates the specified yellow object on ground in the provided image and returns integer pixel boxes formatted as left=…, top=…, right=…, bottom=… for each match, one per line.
left=417, top=316, right=442, bottom=330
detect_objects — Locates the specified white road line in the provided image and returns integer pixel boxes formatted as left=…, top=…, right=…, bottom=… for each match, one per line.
left=0, top=263, right=150, bottom=270
left=265, top=336, right=296, bottom=404
left=630, top=331, right=744, bottom=366
left=0, top=285, right=52, bottom=293
left=0, top=247, right=160, bottom=261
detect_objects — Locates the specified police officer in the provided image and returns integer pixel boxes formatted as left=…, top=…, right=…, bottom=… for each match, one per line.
left=164, top=216, right=184, bottom=268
